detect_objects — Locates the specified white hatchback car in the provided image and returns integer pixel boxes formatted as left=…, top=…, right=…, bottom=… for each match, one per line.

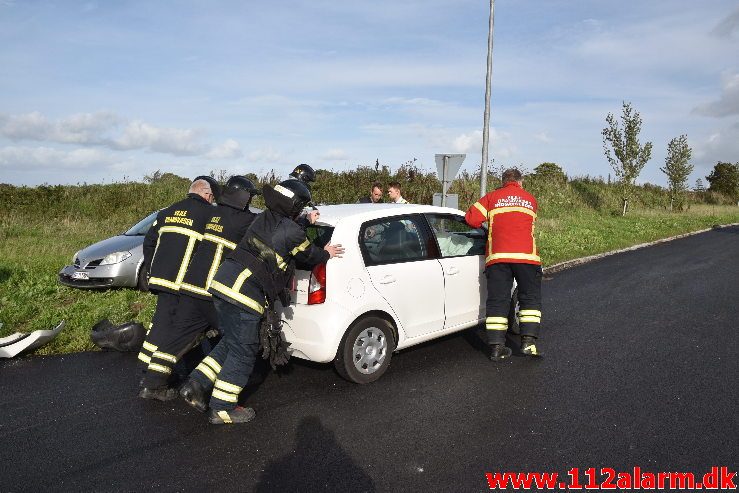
left=280, top=203, right=518, bottom=383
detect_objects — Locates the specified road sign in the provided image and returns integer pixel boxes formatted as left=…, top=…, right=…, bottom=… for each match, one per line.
left=432, top=193, right=459, bottom=210
left=435, top=154, right=466, bottom=207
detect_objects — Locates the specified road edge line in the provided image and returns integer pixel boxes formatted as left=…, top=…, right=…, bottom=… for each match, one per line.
left=543, top=222, right=739, bottom=275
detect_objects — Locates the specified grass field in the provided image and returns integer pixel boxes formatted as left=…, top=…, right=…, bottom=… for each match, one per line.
left=1, top=168, right=736, bottom=356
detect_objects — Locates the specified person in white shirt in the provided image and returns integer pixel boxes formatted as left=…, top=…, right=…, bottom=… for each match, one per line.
left=387, top=181, right=409, bottom=204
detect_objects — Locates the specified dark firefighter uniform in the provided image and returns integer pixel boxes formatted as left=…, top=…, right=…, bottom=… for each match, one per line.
left=139, top=200, right=257, bottom=390
left=465, top=180, right=543, bottom=351
left=189, top=181, right=329, bottom=423
left=138, top=191, right=215, bottom=377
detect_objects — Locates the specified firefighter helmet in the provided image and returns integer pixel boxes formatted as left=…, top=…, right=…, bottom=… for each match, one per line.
left=193, top=175, right=222, bottom=204
left=90, top=319, right=146, bottom=352
left=288, top=164, right=316, bottom=184
left=220, top=175, right=260, bottom=210
left=263, top=178, right=313, bottom=218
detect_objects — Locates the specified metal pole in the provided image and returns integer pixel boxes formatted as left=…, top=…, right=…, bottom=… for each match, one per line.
left=441, top=155, right=449, bottom=207
left=480, top=0, right=495, bottom=196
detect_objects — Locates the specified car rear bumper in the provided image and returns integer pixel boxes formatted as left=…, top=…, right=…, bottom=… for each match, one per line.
left=280, top=302, right=355, bottom=363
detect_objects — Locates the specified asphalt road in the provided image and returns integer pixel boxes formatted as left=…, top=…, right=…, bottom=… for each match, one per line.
left=1, top=226, right=737, bottom=492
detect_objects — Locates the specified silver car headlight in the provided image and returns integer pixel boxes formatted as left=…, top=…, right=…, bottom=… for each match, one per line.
left=100, top=251, right=132, bottom=265
left=72, top=250, right=81, bottom=263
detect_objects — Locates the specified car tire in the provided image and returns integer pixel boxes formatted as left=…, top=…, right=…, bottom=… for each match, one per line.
left=508, top=287, right=520, bottom=335
left=136, top=265, right=149, bottom=292
left=335, top=316, right=395, bottom=384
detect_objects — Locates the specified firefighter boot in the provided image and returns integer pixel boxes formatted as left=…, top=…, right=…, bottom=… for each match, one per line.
left=138, top=386, right=178, bottom=401
left=520, top=335, right=543, bottom=357
left=179, top=378, right=208, bottom=413
left=208, top=406, right=256, bottom=425
left=489, top=344, right=512, bottom=361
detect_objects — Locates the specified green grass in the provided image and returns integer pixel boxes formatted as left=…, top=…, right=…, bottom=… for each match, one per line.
left=1, top=169, right=737, bottom=356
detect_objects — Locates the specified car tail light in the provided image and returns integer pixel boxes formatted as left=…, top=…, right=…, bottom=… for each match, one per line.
left=307, top=263, right=326, bottom=304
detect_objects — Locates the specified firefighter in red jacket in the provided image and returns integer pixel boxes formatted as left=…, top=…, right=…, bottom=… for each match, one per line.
left=465, top=168, right=543, bottom=361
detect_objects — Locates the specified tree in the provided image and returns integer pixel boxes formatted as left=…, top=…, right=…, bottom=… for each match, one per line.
left=533, top=162, right=567, bottom=182
left=706, top=161, right=739, bottom=201
left=694, top=178, right=705, bottom=192
left=659, top=134, right=693, bottom=211
left=602, top=101, right=653, bottom=215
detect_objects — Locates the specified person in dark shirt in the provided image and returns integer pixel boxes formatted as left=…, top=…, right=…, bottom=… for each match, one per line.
left=137, top=176, right=220, bottom=401
left=357, top=182, right=383, bottom=203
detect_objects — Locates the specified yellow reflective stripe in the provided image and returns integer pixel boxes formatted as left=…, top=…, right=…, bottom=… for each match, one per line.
left=149, top=277, right=180, bottom=291
left=142, top=341, right=157, bottom=352
left=212, top=388, right=238, bottom=403
left=147, top=363, right=172, bottom=374
left=176, top=237, right=197, bottom=284
left=486, top=316, right=508, bottom=324
left=215, top=379, right=242, bottom=394
left=180, top=282, right=212, bottom=297
left=209, top=280, right=265, bottom=314
left=486, top=252, right=541, bottom=263
left=195, top=363, right=217, bottom=382
left=203, top=233, right=237, bottom=250
left=290, top=239, right=310, bottom=256
left=274, top=252, right=288, bottom=271
left=520, top=317, right=541, bottom=323
left=232, top=269, right=253, bottom=292
left=217, top=410, right=233, bottom=423
left=489, top=206, right=537, bottom=218
left=158, top=225, right=203, bottom=241
left=152, top=351, right=177, bottom=363
left=202, top=356, right=222, bottom=373
left=206, top=245, right=225, bottom=289
left=473, top=202, right=488, bottom=217
left=137, top=352, right=151, bottom=364
left=519, top=310, right=541, bottom=316
left=486, top=324, right=508, bottom=331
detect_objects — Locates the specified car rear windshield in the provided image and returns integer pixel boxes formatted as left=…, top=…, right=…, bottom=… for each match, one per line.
left=124, top=211, right=158, bottom=236
left=295, top=225, right=334, bottom=270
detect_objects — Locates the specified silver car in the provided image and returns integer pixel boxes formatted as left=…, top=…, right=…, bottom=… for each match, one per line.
left=58, top=211, right=158, bottom=290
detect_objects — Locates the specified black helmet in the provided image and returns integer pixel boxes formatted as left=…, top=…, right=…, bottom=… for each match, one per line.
left=263, top=178, right=312, bottom=218
left=193, top=175, right=222, bottom=204
left=289, top=164, right=316, bottom=184
left=90, top=319, right=146, bottom=352
left=220, top=175, right=260, bottom=210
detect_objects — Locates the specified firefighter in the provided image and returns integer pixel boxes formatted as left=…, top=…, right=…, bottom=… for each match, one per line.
left=289, top=163, right=316, bottom=186
left=289, top=163, right=319, bottom=228
left=138, top=176, right=260, bottom=398
left=137, top=176, right=221, bottom=401
left=465, top=168, right=543, bottom=361
left=179, top=178, right=344, bottom=424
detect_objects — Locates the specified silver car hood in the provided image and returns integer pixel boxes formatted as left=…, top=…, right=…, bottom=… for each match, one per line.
left=78, top=234, right=144, bottom=261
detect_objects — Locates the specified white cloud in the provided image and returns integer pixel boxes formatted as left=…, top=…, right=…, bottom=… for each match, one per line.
left=534, top=132, right=553, bottom=143
left=0, top=146, right=118, bottom=169
left=453, top=130, right=482, bottom=153
left=320, top=148, right=349, bottom=161
left=205, top=139, right=242, bottom=159
left=112, top=120, right=205, bottom=156
left=692, top=73, right=739, bottom=117
left=247, top=146, right=282, bottom=163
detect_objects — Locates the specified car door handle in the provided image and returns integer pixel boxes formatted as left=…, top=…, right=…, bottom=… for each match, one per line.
left=447, top=267, right=460, bottom=275
left=378, top=275, right=396, bottom=284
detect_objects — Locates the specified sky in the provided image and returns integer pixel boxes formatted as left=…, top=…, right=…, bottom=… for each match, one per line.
left=0, top=0, right=737, bottom=187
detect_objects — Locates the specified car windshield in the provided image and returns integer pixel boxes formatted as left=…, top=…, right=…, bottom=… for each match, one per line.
left=124, top=211, right=158, bottom=236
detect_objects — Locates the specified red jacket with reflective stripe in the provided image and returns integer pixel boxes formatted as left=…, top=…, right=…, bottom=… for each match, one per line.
left=464, top=182, right=540, bottom=267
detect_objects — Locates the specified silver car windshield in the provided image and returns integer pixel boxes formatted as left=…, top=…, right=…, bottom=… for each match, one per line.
left=124, top=211, right=158, bottom=236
